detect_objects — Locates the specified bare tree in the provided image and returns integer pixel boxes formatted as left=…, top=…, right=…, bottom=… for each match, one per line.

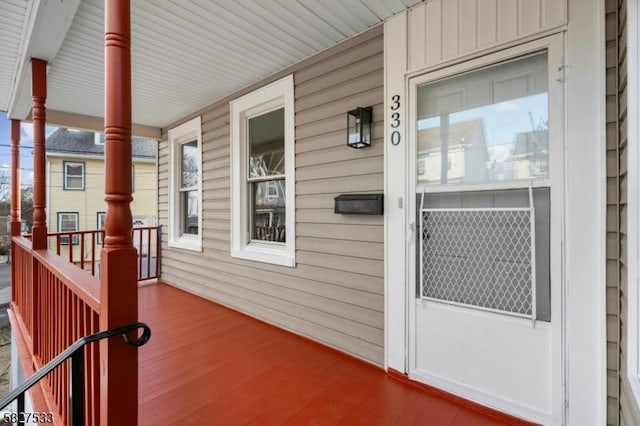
left=0, top=170, right=10, bottom=203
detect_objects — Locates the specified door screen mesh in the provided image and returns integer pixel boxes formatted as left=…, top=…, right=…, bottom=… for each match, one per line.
left=420, top=208, right=534, bottom=317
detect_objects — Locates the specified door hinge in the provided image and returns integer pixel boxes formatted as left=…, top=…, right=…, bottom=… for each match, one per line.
left=557, top=64, right=570, bottom=83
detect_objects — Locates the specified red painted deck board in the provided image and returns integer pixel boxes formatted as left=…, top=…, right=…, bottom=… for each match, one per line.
left=138, top=283, right=531, bottom=426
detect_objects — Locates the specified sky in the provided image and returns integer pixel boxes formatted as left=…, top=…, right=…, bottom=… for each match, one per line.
left=0, top=111, right=58, bottom=188
left=417, top=93, right=548, bottom=163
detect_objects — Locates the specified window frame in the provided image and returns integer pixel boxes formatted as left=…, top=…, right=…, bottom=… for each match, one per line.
left=96, top=211, right=106, bottom=245
left=167, top=116, right=203, bottom=252
left=57, top=212, right=79, bottom=245
left=63, top=161, right=85, bottom=191
left=230, top=75, right=296, bottom=267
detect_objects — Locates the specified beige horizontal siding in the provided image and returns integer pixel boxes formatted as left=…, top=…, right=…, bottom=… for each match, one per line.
left=607, top=0, right=640, bottom=424
left=158, top=27, right=385, bottom=365
left=605, top=0, right=620, bottom=423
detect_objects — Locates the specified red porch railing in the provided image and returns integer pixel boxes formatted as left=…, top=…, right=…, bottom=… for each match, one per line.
left=12, top=236, right=101, bottom=425
left=26, top=226, right=161, bottom=281
left=11, top=226, right=158, bottom=424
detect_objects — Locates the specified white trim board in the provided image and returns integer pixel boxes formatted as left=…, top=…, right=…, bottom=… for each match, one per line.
left=384, top=11, right=408, bottom=373
left=8, top=0, right=82, bottom=120
left=564, top=0, right=607, bottom=423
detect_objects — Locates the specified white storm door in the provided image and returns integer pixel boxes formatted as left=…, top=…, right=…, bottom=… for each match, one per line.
left=407, top=36, right=564, bottom=425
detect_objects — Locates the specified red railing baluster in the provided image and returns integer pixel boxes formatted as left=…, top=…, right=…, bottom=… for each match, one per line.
left=136, top=228, right=142, bottom=281
left=80, top=234, right=85, bottom=271
left=156, top=226, right=161, bottom=279
left=91, top=233, right=96, bottom=276
left=68, top=234, right=73, bottom=264
left=10, top=226, right=159, bottom=424
left=146, top=227, right=152, bottom=279
left=44, top=226, right=160, bottom=281
left=11, top=236, right=103, bottom=424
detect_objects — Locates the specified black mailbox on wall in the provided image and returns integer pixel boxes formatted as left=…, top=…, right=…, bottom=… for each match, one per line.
left=334, top=194, right=384, bottom=215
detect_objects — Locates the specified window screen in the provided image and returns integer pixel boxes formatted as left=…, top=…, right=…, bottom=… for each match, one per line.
left=416, top=189, right=551, bottom=321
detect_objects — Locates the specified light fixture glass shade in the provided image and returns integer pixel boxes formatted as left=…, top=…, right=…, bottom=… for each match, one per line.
left=347, top=107, right=372, bottom=149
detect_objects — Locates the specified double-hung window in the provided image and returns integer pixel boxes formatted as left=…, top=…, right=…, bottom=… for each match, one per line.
left=168, top=117, right=202, bottom=251
left=58, top=212, right=79, bottom=245
left=230, top=75, right=295, bottom=267
left=97, top=212, right=106, bottom=245
left=63, top=161, right=85, bottom=190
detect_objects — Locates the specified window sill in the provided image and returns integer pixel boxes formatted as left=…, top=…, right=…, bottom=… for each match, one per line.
left=231, top=245, right=295, bottom=267
left=168, top=237, right=202, bottom=253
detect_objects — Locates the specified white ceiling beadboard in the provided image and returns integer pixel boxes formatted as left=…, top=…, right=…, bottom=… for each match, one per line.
left=45, top=0, right=419, bottom=129
left=0, top=0, right=29, bottom=111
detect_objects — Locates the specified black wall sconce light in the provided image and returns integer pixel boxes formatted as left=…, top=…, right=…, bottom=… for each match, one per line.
left=347, top=106, right=372, bottom=149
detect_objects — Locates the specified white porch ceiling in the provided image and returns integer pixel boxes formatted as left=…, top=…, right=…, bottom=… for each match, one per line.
left=0, top=0, right=419, bottom=129
left=0, top=0, right=28, bottom=111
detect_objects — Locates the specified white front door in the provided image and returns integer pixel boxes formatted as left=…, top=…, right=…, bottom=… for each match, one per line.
left=406, top=36, right=564, bottom=425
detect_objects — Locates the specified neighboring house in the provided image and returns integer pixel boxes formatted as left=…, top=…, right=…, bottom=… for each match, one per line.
left=416, top=118, right=489, bottom=184
left=0, top=1, right=638, bottom=425
left=510, top=129, right=549, bottom=180
left=46, top=128, right=157, bottom=258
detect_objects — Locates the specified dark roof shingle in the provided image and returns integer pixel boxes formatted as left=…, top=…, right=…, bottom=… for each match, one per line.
left=46, top=128, right=156, bottom=159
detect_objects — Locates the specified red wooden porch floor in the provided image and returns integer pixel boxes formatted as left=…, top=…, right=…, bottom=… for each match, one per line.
left=138, top=283, right=533, bottom=426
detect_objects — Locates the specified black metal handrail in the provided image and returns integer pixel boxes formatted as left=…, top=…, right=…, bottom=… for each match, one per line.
left=0, top=322, right=151, bottom=425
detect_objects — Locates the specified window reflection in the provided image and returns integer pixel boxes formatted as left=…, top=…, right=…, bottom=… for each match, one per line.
left=417, top=53, right=549, bottom=186
left=180, top=140, right=199, bottom=235
left=181, top=141, right=199, bottom=188
left=182, top=191, right=199, bottom=235
left=251, top=180, right=286, bottom=242
left=248, top=108, right=287, bottom=243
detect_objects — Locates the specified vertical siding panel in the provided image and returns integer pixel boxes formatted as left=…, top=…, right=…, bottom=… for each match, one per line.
left=496, top=0, right=518, bottom=42
left=441, top=0, right=460, bottom=59
left=542, top=0, right=567, bottom=28
left=477, top=0, right=498, bottom=48
left=518, top=0, right=542, bottom=35
left=425, top=0, right=443, bottom=66
left=618, top=0, right=634, bottom=421
left=605, top=0, right=640, bottom=424
left=408, top=5, right=426, bottom=70
left=459, top=0, right=478, bottom=54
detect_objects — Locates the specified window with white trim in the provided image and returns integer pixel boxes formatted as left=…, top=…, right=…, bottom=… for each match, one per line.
left=97, top=212, right=106, bottom=245
left=58, top=212, right=79, bottom=245
left=63, top=161, right=85, bottom=190
left=168, top=117, right=202, bottom=252
left=230, top=75, right=295, bottom=267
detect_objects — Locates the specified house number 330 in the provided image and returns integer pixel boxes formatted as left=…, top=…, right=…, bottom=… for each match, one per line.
left=390, top=94, right=401, bottom=146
